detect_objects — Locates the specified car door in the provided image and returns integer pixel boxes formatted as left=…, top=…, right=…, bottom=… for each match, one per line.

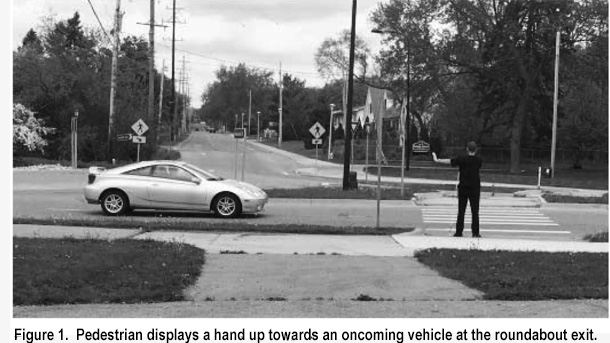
left=147, top=165, right=205, bottom=210
left=118, top=166, right=156, bottom=207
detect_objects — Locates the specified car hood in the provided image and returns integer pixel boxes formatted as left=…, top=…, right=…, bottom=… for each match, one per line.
left=218, top=179, right=267, bottom=197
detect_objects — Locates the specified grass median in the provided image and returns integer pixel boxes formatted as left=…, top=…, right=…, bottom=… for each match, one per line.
left=13, top=237, right=205, bottom=306
left=415, top=248, right=608, bottom=300
left=13, top=217, right=414, bottom=236
left=13, top=237, right=608, bottom=305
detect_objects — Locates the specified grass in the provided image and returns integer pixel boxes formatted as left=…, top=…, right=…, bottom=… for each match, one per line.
left=13, top=147, right=181, bottom=169
left=263, top=139, right=607, bottom=190
left=13, top=237, right=205, bottom=306
left=13, top=217, right=414, bottom=236
left=415, top=249, right=608, bottom=300
left=542, top=192, right=608, bottom=204
left=367, top=164, right=608, bottom=190
left=265, top=184, right=526, bottom=200
left=584, top=232, right=609, bottom=242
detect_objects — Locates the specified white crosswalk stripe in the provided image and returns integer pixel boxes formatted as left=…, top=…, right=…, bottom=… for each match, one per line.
left=422, top=207, right=558, bottom=226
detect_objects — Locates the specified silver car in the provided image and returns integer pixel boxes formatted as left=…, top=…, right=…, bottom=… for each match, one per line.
left=84, top=160, right=268, bottom=218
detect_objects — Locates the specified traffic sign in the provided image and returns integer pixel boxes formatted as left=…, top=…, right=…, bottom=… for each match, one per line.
left=117, top=133, right=133, bottom=142
left=234, top=128, right=245, bottom=139
left=351, top=122, right=358, bottom=131
left=131, top=119, right=149, bottom=136
left=412, top=140, right=430, bottom=153
left=309, top=122, right=325, bottom=138
left=132, top=136, right=146, bottom=144
left=312, top=139, right=322, bottom=145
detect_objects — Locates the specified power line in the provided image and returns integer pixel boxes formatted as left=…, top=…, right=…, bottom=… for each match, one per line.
left=85, top=0, right=113, bottom=46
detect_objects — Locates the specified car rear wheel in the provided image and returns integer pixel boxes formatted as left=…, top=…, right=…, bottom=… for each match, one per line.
left=100, top=190, right=129, bottom=216
left=212, top=193, right=241, bottom=218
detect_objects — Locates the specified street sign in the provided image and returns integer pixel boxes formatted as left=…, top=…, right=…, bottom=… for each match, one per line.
left=132, top=136, right=146, bottom=144
left=309, top=122, right=325, bottom=138
left=131, top=119, right=149, bottom=136
left=351, top=122, right=358, bottom=131
left=412, top=140, right=430, bottom=153
left=312, top=138, right=322, bottom=145
left=117, top=133, right=132, bottom=142
left=234, top=128, right=245, bottom=139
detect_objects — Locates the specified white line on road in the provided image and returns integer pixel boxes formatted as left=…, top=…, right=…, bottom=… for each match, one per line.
left=423, top=220, right=559, bottom=226
left=425, top=228, right=571, bottom=234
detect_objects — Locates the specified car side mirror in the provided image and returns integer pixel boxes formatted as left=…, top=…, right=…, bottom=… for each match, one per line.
left=191, top=177, right=201, bottom=185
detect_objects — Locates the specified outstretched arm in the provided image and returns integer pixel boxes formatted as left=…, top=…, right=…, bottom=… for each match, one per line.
left=432, top=152, right=451, bottom=165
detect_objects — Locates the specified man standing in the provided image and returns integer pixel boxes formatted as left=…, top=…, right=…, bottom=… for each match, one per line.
left=432, top=142, right=482, bottom=238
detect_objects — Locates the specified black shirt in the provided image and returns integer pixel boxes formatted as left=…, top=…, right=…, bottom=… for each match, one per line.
left=451, top=155, right=482, bottom=188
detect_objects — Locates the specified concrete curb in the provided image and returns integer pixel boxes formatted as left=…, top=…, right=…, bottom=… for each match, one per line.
left=413, top=191, right=542, bottom=207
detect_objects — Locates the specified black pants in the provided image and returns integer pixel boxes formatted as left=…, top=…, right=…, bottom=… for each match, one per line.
left=456, top=186, right=480, bottom=236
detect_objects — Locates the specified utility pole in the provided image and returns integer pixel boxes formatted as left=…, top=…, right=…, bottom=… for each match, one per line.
left=248, top=90, right=252, bottom=136
left=156, top=60, right=165, bottom=145
left=343, top=0, right=357, bottom=190
left=278, top=62, right=283, bottom=148
left=137, top=0, right=166, bottom=148
left=170, top=0, right=177, bottom=142
left=550, top=31, right=560, bottom=178
left=107, top=0, right=122, bottom=162
left=180, top=55, right=187, bottom=136
left=148, top=0, right=155, bottom=145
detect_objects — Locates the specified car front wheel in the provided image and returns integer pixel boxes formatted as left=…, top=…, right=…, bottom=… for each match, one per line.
left=212, top=193, right=241, bottom=218
left=100, top=190, right=129, bottom=216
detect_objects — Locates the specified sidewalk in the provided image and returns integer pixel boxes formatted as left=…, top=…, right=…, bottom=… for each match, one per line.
left=13, top=224, right=608, bottom=256
left=12, top=224, right=609, bottom=318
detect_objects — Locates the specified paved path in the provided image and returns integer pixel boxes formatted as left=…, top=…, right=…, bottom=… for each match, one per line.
left=13, top=225, right=608, bottom=317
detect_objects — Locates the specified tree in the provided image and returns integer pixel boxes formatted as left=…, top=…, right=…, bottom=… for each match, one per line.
left=370, top=0, right=452, bottom=150
left=13, top=104, right=54, bottom=154
left=200, top=63, right=275, bottom=130
left=436, top=0, right=608, bottom=172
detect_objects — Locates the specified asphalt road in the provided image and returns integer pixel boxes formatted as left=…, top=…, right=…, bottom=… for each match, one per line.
left=12, top=131, right=608, bottom=240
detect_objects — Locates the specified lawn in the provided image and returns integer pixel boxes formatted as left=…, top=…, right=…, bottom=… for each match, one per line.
left=13, top=237, right=608, bottom=305
left=261, top=140, right=608, bottom=191
left=13, top=237, right=205, bottom=306
left=13, top=217, right=414, bottom=236
left=415, top=249, right=608, bottom=300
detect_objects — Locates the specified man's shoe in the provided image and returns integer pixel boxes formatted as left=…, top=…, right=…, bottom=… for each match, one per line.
left=453, top=233, right=463, bottom=237
left=472, top=234, right=482, bottom=238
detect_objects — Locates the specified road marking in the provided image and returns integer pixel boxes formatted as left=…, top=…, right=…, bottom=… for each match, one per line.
left=282, top=172, right=290, bottom=176
left=421, top=207, right=558, bottom=226
left=425, top=228, right=571, bottom=235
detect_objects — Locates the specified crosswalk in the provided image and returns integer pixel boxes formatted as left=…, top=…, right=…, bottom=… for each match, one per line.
left=421, top=207, right=558, bottom=226
left=420, top=206, right=570, bottom=237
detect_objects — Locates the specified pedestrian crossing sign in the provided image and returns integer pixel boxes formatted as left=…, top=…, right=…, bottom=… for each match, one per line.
left=131, top=119, right=149, bottom=136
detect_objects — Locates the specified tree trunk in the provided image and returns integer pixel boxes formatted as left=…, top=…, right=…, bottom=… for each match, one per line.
left=509, top=100, right=526, bottom=174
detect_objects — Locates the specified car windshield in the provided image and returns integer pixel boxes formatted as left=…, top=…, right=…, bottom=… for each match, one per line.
left=183, top=163, right=224, bottom=181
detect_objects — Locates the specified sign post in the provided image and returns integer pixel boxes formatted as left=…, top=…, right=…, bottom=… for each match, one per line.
left=131, top=119, right=149, bottom=162
left=309, top=122, right=326, bottom=175
left=234, top=128, right=245, bottom=180
left=365, top=123, right=370, bottom=182
left=71, top=110, right=78, bottom=169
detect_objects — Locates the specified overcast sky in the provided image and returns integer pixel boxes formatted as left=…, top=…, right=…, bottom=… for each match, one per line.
left=12, top=0, right=390, bottom=108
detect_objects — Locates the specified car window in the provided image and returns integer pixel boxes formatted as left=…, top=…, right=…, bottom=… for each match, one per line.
left=124, top=166, right=153, bottom=176
left=153, top=165, right=196, bottom=182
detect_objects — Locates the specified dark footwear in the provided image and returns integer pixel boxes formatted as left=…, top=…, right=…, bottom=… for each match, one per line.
left=453, top=233, right=463, bottom=237
left=472, top=234, right=482, bottom=238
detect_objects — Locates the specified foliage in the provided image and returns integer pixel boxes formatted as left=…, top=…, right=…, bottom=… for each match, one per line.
left=370, top=0, right=608, bottom=174
left=13, top=12, right=182, bottom=162
left=13, top=103, right=53, bottom=154
left=13, top=237, right=205, bottom=305
left=314, top=29, right=371, bottom=82
left=416, top=249, right=608, bottom=300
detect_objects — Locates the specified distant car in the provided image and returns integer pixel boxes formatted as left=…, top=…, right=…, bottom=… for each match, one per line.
left=84, top=160, right=268, bottom=218
left=205, top=126, right=216, bottom=133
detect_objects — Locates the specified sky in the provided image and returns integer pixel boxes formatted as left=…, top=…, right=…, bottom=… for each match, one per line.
left=12, top=0, right=390, bottom=108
